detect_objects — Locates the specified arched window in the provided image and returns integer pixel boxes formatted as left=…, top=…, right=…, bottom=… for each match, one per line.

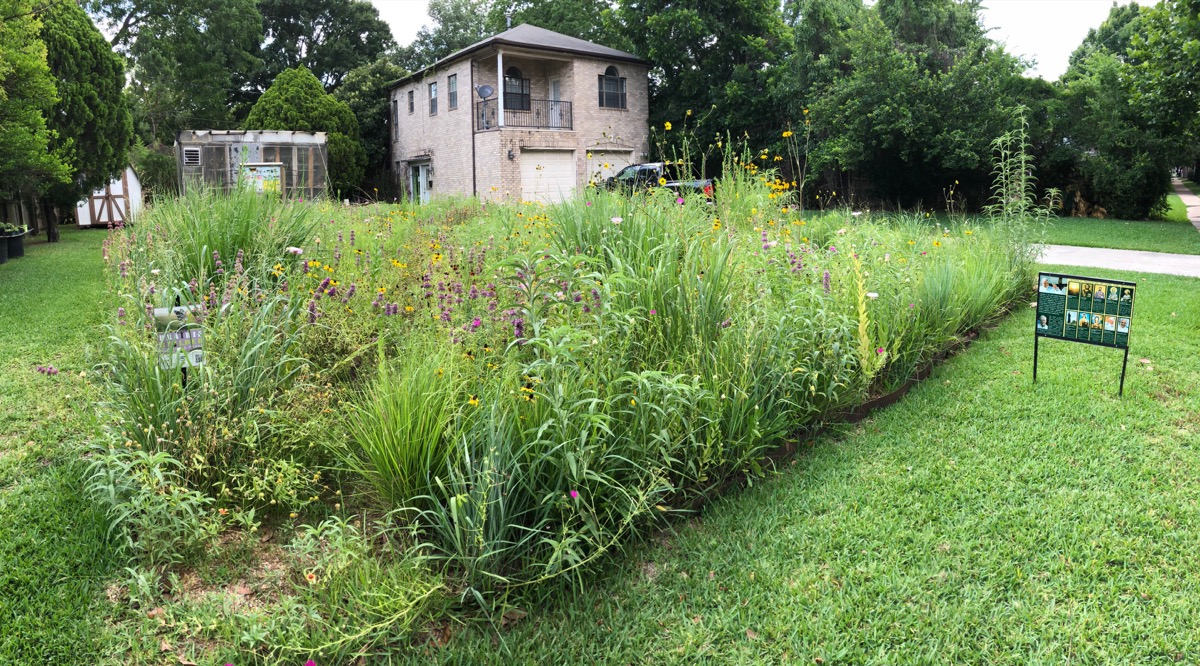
left=504, top=66, right=531, bottom=111
left=598, top=65, right=627, bottom=109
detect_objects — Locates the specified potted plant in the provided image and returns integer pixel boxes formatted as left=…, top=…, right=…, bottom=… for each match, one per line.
left=1, top=223, right=28, bottom=260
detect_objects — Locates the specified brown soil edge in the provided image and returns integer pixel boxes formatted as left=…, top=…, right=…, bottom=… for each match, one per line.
left=673, top=295, right=1026, bottom=513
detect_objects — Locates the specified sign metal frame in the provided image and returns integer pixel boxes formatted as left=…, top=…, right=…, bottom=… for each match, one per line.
left=1033, top=271, right=1136, bottom=397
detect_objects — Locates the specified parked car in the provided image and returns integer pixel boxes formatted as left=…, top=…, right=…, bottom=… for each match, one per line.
left=604, top=162, right=714, bottom=199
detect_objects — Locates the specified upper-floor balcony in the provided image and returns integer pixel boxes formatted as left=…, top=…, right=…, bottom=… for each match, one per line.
left=475, top=98, right=573, bottom=132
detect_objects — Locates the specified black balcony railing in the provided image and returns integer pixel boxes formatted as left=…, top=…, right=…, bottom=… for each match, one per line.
left=475, top=98, right=573, bottom=131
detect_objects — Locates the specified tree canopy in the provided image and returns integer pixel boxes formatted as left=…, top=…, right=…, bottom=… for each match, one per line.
left=245, top=66, right=368, bottom=195
left=0, top=0, right=69, bottom=199
left=40, top=0, right=134, bottom=208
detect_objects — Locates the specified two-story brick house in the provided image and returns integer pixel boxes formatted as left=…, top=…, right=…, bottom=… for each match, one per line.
left=387, top=24, right=651, bottom=204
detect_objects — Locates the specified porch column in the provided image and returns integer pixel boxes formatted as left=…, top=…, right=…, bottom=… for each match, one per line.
left=497, top=49, right=505, bottom=127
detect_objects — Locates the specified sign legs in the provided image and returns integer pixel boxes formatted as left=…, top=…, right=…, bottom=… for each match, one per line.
left=1033, top=334, right=1039, bottom=385
left=1119, top=347, right=1129, bottom=397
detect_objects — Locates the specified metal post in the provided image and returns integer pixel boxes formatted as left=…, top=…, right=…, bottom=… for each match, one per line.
left=1033, top=334, right=1039, bottom=385
left=1118, top=346, right=1129, bottom=397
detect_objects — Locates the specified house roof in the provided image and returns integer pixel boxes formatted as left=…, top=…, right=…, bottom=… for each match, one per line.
left=388, top=24, right=648, bottom=89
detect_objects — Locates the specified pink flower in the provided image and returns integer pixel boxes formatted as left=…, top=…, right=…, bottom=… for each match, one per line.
left=876, top=347, right=885, bottom=354
left=586, top=202, right=593, bottom=207
left=649, top=309, right=657, bottom=315
left=569, top=490, right=579, bottom=499
left=676, top=197, right=685, bottom=204
left=286, top=246, right=304, bottom=255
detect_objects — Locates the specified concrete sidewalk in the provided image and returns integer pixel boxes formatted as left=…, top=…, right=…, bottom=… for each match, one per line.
left=1038, top=244, right=1200, bottom=278
left=1172, top=178, right=1200, bottom=232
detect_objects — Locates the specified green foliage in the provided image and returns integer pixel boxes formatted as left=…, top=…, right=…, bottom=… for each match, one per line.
left=128, top=141, right=178, bottom=198
left=619, top=0, right=792, bottom=148
left=345, top=347, right=464, bottom=509
left=245, top=66, right=367, bottom=195
left=39, top=0, right=133, bottom=208
left=126, top=187, right=316, bottom=282
left=335, top=57, right=408, bottom=192
left=1130, top=0, right=1200, bottom=166
left=0, top=0, right=69, bottom=198
left=398, top=0, right=492, bottom=70
left=251, top=0, right=394, bottom=94
left=486, top=0, right=628, bottom=47
left=1057, top=51, right=1172, bottom=220
left=90, top=0, right=263, bottom=143
left=85, top=446, right=222, bottom=570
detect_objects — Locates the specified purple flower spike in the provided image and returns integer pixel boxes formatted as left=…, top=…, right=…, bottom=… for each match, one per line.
left=823, top=270, right=831, bottom=294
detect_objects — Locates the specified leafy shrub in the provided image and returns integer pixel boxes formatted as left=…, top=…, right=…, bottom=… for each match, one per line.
left=85, top=446, right=221, bottom=570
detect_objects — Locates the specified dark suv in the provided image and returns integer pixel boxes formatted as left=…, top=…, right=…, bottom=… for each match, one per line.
left=605, top=162, right=714, bottom=198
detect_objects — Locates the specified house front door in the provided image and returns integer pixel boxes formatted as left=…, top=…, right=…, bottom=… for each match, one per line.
left=410, top=162, right=431, bottom=204
left=549, top=79, right=563, bottom=128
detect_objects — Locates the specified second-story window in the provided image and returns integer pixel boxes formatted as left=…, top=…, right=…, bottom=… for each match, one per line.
left=599, top=66, right=627, bottom=109
left=391, top=99, right=398, bottom=139
left=429, top=82, right=438, bottom=115
left=448, top=74, right=458, bottom=110
left=504, top=66, right=531, bottom=111
left=408, top=90, right=414, bottom=113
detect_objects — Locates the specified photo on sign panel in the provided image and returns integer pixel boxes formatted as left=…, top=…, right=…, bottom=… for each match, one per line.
left=1081, top=283, right=1093, bottom=300
left=1094, top=284, right=1106, bottom=301
left=1121, top=288, right=1133, bottom=302
left=1068, top=281, right=1080, bottom=296
left=1118, top=318, right=1130, bottom=333
left=1078, top=312, right=1091, bottom=327
left=1066, top=311, right=1078, bottom=325
left=1104, top=316, right=1116, bottom=331
left=1108, top=286, right=1118, bottom=301
left=1037, top=315, right=1049, bottom=330
left=1039, top=276, right=1065, bottom=294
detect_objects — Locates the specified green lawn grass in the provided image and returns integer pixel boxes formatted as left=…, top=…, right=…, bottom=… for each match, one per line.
left=1164, top=193, right=1191, bottom=223
left=0, top=228, right=122, bottom=664
left=1182, top=180, right=1199, bottom=198
left=413, top=266, right=1200, bottom=664
left=1042, top=216, right=1200, bottom=255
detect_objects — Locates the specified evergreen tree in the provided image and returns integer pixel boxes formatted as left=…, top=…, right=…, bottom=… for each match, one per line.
left=335, top=57, right=408, bottom=193
left=245, top=67, right=368, bottom=195
left=0, top=0, right=69, bottom=200
left=40, top=0, right=134, bottom=230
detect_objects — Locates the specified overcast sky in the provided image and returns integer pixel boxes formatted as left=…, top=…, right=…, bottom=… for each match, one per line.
left=369, top=0, right=1157, bottom=81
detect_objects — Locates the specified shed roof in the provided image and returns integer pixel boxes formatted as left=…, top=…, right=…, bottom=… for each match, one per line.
left=176, top=130, right=327, bottom=145
left=388, top=24, right=648, bottom=89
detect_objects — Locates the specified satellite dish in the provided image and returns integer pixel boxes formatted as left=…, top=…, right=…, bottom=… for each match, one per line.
left=476, top=84, right=495, bottom=99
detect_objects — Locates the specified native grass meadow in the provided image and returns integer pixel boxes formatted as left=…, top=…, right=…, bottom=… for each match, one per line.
left=91, top=152, right=1037, bottom=660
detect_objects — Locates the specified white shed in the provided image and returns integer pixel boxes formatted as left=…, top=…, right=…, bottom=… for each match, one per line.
left=76, top=166, right=143, bottom=227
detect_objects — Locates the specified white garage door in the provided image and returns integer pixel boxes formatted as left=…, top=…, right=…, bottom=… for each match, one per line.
left=587, top=150, right=634, bottom=185
left=520, top=150, right=576, bottom=203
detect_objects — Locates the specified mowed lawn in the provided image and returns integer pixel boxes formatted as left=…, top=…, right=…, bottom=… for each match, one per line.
left=0, top=228, right=122, bottom=664
left=416, top=266, right=1200, bottom=664
left=1042, top=213, right=1200, bottom=255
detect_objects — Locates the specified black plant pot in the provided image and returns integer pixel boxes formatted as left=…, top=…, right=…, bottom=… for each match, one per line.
left=0, top=237, right=8, bottom=265
left=6, top=232, right=26, bottom=260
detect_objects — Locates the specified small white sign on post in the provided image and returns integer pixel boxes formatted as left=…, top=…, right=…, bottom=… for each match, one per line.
left=157, top=329, right=205, bottom=369
left=153, top=305, right=205, bottom=370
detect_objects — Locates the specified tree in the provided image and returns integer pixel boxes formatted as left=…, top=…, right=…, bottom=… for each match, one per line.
left=618, top=0, right=792, bottom=147
left=87, top=0, right=262, bottom=142
left=250, top=0, right=394, bottom=96
left=401, top=0, right=492, bottom=70
left=1057, top=51, right=1172, bottom=219
left=335, top=57, right=408, bottom=194
left=40, top=0, right=133, bottom=238
left=1066, top=1, right=1146, bottom=72
left=245, top=67, right=367, bottom=195
left=0, top=0, right=69, bottom=200
left=485, top=0, right=628, bottom=48
left=804, top=3, right=1023, bottom=207
left=1130, top=0, right=1200, bottom=169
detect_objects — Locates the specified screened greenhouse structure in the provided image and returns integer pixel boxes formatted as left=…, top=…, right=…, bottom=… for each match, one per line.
left=175, top=130, right=329, bottom=198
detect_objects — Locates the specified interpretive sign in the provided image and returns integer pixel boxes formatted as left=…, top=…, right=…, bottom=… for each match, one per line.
left=153, top=305, right=204, bottom=370
left=240, top=162, right=283, bottom=195
left=1033, top=272, right=1135, bottom=396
